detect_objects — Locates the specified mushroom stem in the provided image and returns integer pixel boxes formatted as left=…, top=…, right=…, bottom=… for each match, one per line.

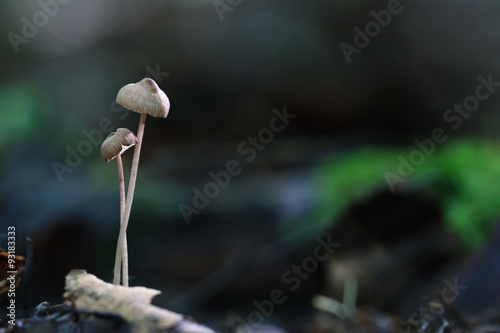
left=112, top=153, right=127, bottom=285
left=114, top=113, right=147, bottom=287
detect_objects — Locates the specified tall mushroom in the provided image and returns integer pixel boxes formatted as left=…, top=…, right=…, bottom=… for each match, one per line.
left=101, top=128, right=138, bottom=285
left=114, top=78, right=170, bottom=286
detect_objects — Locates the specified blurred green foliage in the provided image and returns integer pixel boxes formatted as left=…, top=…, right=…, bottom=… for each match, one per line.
left=312, top=139, right=500, bottom=249
left=0, top=80, right=50, bottom=147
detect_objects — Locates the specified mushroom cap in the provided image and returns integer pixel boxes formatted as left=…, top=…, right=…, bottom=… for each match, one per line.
left=101, top=128, right=138, bottom=163
left=116, top=78, right=170, bottom=118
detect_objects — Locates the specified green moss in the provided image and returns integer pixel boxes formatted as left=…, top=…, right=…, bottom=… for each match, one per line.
left=311, top=139, right=500, bottom=249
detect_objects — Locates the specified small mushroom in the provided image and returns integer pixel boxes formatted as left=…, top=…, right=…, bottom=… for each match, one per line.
left=116, top=78, right=170, bottom=118
left=114, top=78, right=170, bottom=287
left=101, top=128, right=138, bottom=163
left=101, top=128, right=137, bottom=286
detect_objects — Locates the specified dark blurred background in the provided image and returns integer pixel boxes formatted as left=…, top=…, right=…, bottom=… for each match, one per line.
left=2, top=0, right=500, bottom=331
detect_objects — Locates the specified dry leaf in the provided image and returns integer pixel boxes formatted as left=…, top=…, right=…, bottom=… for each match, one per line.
left=64, top=269, right=215, bottom=333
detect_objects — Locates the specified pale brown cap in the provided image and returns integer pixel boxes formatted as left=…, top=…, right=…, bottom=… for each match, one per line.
left=101, top=128, right=138, bottom=163
left=116, top=78, right=170, bottom=118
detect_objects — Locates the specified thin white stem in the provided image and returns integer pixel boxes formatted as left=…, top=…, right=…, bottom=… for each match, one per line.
left=118, top=154, right=129, bottom=286
left=113, top=154, right=127, bottom=285
left=117, top=154, right=126, bottom=221
left=114, top=113, right=147, bottom=287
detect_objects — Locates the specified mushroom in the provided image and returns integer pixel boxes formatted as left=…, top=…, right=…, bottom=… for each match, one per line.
left=101, top=128, right=138, bottom=285
left=114, top=78, right=170, bottom=286
left=101, top=128, right=138, bottom=163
